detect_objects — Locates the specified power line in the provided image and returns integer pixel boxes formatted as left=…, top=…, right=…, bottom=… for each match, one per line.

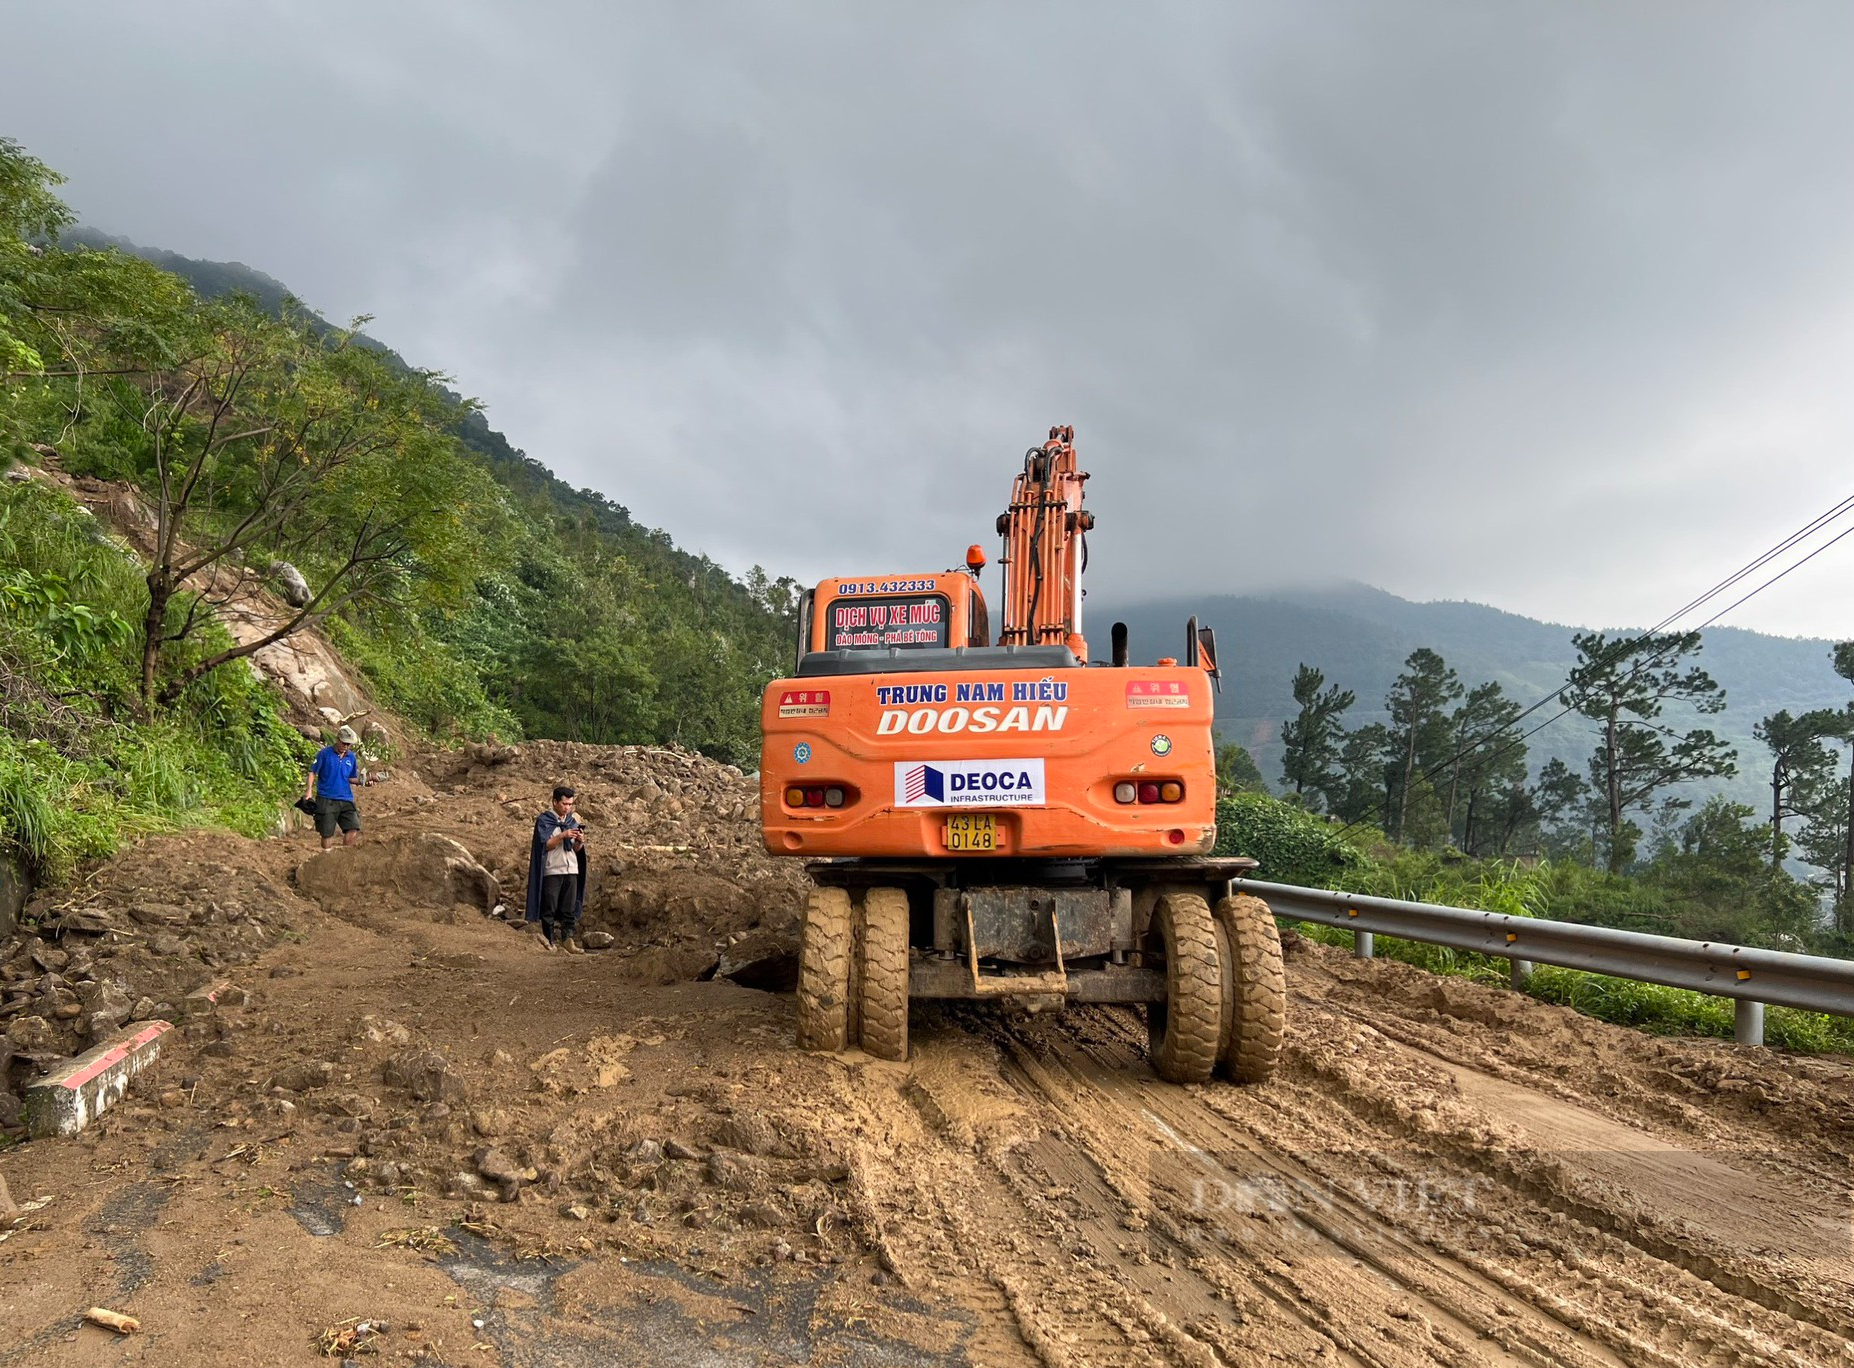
left=1328, top=490, right=1854, bottom=838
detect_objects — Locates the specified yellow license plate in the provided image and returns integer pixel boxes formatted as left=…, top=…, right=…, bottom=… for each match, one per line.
left=944, top=813, right=998, bottom=852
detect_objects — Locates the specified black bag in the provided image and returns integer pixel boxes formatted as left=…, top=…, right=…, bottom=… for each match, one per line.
left=294, top=797, right=318, bottom=816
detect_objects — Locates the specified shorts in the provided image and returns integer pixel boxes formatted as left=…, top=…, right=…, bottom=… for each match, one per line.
left=315, top=798, right=360, bottom=837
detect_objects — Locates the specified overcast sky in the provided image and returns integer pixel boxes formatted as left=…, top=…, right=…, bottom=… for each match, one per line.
left=6, top=2, right=1854, bottom=636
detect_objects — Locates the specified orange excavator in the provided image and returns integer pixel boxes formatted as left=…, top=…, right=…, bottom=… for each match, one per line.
left=759, top=426, right=1284, bottom=1083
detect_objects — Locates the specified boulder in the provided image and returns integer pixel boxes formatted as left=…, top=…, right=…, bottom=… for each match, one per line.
left=270, top=561, right=313, bottom=608
left=273, top=1060, right=336, bottom=1092
left=716, top=932, right=800, bottom=993
left=383, top=1048, right=467, bottom=1103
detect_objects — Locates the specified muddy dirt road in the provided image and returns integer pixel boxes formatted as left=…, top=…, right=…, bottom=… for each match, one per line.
left=1, top=748, right=1850, bottom=1366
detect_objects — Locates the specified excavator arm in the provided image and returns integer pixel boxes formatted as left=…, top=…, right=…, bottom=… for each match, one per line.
left=995, top=425, right=1093, bottom=657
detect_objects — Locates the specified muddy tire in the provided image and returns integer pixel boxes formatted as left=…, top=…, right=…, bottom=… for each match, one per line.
left=796, top=886, right=854, bottom=1052
left=1214, top=894, right=1285, bottom=1083
left=858, top=886, right=911, bottom=1061
left=1144, top=891, right=1222, bottom=1084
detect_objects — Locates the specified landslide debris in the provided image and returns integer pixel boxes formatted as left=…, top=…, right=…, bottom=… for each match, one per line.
left=1, top=835, right=317, bottom=1125
left=389, top=737, right=809, bottom=982
left=0, top=737, right=805, bottom=1139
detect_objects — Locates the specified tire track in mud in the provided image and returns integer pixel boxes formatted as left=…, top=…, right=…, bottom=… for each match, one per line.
left=829, top=998, right=1854, bottom=1368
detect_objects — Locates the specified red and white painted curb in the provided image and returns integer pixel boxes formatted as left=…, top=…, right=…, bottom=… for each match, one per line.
left=23, top=1021, right=172, bottom=1139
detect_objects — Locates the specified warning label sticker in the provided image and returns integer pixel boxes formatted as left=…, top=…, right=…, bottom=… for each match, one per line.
left=778, top=689, right=831, bottom=718
left=1126, top=680, right=1190, bottom=708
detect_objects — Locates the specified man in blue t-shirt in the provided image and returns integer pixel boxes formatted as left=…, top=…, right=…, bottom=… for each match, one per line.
left=304, top=724, right=364, bottom=850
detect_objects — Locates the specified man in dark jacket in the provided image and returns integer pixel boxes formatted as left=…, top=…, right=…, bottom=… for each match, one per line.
left=525, top=786, right=587, bottom=952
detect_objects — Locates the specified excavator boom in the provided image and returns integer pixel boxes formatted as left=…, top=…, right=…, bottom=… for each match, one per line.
left=996, top=425, right=1092, bottom=656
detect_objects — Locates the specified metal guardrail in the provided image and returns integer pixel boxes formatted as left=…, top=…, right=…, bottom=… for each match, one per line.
left=1233, top=878, right=1854, bottom=1047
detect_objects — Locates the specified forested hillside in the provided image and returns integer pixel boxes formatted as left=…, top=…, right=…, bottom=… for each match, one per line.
left=13, top=158, right=798, bottom=768
left=0, top=136, right=803, bottom=891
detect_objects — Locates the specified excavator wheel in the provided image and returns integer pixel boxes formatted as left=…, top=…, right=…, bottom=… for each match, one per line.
left=796, top=886, right=855, bottom=1052
left=1214, top=894, right=1286, bottom=1083
left=1144, top=891, right=1222, bottom=1084
left=858, top=886, right=911, bottom=1062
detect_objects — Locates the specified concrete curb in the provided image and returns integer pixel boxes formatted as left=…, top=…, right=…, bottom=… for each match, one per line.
left=23, top=1021, right=172, bottom=1138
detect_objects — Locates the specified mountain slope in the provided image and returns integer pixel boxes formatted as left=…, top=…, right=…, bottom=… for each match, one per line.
left=65, top=228, right=797, bottom=761
left=1101, top=582, right=1847, bottom=815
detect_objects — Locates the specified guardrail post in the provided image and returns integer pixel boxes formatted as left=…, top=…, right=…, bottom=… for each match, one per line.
left=1353, top=930, right=1374, bottom=960
left=1734, top=998, right=1765, bottom=1047
left=1509, top=958, right=1534, bottom=991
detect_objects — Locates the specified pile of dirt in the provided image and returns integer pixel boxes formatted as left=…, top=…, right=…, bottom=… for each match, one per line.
left=0, top=834, right=318, bottom=1127
left=1288, top=936, right=1854, bottom=1152
left=383, top=738, right=810, bottom=981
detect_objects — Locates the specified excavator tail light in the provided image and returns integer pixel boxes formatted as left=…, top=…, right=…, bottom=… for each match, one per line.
left=804, top=788, right=827, bottom=807
left=1113, top=782, right=1136, bottom=804
left=784, top=787, right=806, bottom=807
left=1137, top=781, right=1161, bottom=804
left=1159, top=781, right=1184, bottom=803
left=824, top=787, right=845, bottom=808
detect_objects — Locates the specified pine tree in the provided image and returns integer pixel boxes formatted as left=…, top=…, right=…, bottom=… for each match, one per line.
left=1559, top=631, right=1736, bottom=872
left=1331, top=723, right=1395, bottom=826
left=1443, top=681, right=1524, bottom=851
left=1385, top=649, right=1462, bottom=842
left=1279, top=664, right=1354, bottom=809
left=1752, top=709, right=1839, bottom=870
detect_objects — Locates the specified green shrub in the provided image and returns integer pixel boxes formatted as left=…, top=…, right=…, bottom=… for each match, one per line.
left=1214, top=792, right=1366, bottom=887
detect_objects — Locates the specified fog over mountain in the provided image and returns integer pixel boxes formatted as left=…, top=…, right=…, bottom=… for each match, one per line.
left=5, top=3, right=1854, bottom=638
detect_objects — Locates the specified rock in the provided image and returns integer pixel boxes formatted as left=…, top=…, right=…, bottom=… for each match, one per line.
left=470, top=1108, right=509, bottom=1137
left=715, top=932, right=799, bottom=992
left=129, top=997, right=160, bottom=1022
left=270, top=560, right=312, bottom=608
left=631, top=1138, right=664, bottom=1164
left=740, top=1201, right=785, bottom=1229
left=201, top=1040, right=235, bottom=1058
left=78, top=982, right=133, bottom=1030
left=713, top=1113, right=794, bottom=1159
left=0, top=1172, right=15, bottom=1224
left=26, top=941, right=66, bottom=973
left=383, top=1049, right=467, bottom=1103
left=0, top=1092, right=23, bottom=1130
left=663, top=1138, right=702, bottom=1161
left=12, top=1008, right=61, bottom=1052
left=580, top=931, right=616, bottom=951
left=563, top=1204, right=591, bottom=1221
left=359, top=1016, right=411, bottom=1047
left=149, top=935, right=187, bottom=958
left=127, top=903, right=190, bottom=927
left=55, top=911, right=115, bottom=936
left=274, top=1061, right=336, bottom=1092
left=706, top=1152, right=768, bottom=1192
left=473, top=1146, right=524, bottom=1184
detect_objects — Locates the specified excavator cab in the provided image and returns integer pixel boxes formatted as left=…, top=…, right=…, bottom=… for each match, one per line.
left=759, top=427, right=1285, bottom=1084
